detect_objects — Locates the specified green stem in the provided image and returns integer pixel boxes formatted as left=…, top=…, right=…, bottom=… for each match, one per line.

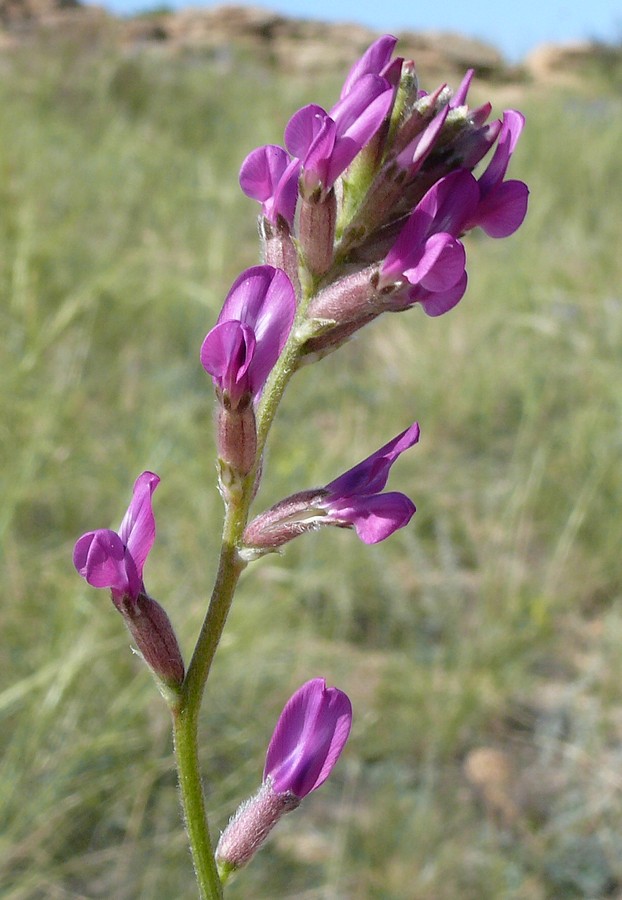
left=171, top=318, right=307, bottom=897
left=173, top=704, right=222, bottom=900
left=173, top=504, right=246, bottom=899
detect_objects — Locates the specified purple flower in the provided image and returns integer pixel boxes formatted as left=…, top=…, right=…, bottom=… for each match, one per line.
left=264, top=678, right=352, bottom=799
left=215, top=679, right=352, bottom=878
left=284, top=73, right=394, bottom=198
left=243, top=422, right=420, bottom=551
left=466, top=110, right=529, bottom=237
left=378, top=171, right=477, bottom=314
left=239, top=145, right=300, bottom=228
left=73, top=473, right=185, bottom=687
left=73, top=471, right=159, bottom=602
left=200, top=266, right=296, bottom=408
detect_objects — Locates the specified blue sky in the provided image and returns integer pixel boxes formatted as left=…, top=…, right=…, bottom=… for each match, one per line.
left=97, top=0, right=621, bottom=62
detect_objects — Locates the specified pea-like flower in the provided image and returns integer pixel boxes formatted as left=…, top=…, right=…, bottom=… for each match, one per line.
left=73, top=471, right=159, bottom=603
left=200, top=265, right=296, bottom=409
left=243, top=421, right=420, bottom=554
left=201, top=266, right=296, bottom=478
left=285, top=73, right=394, bottom=200
left=73, top=472, right=184, bottom=689
left=264, top=677, right=353, bottom=798
left=238, top=145, right=300, bottom=229
left=216, top=679, right=352, bottom=879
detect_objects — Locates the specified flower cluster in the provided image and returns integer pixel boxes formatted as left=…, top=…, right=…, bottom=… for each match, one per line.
left=73, top=33, right=528, bottom=887
left=238, top=34, right=528, bottom=351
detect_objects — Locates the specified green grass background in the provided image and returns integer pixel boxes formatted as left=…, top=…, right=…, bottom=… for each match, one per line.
left=1, top=32, right=622, bottom=899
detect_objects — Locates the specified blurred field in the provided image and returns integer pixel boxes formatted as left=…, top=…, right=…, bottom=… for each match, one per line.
left=1, top=33, right=622, bottom=900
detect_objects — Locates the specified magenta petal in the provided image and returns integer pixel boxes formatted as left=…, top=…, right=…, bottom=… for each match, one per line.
left=404, top=233, right=466, bottom=292
left=239, top=145, right=288, bottom=202
left=118, top=471, right=160, bottom=578
left=328, top=492, right=416, bottom=544
left=264, top=678, right=352, bottom=798
left=399, top=105, right=449, bottom=173
left=302, top=118, right=338, bottom=189
left=239, top=145, right=299, bottom=226
left=327, top=422, right=420, bottom=497
left=475, top=179, right=529, bottom=238
left=450, top=68, right=474, bottom=107
left=285, top=104, right=328, bottom=160
left=73, top=529, right=139, bottom=596
left=200, top=320, right=256, bottom=403
left=417, top=169, right=480, bottom=234
left=478, top=109, right=525, bottom=195
left=270, top=156, right=301, bottom=226
left=330, top=75, right=392, bottom=141
left=382, top=217, right=427, bottom=282
left=340, top=34, right=397, bottom=96
left=413, top=271, right=468, bottom=317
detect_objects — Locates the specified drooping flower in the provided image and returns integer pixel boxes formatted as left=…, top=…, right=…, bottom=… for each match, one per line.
left=73, top=471, right=159, bottom=603
left=200, top=265, right=296, bottom=409
left=216, top=679, right=352, bottom=879
left=73, top=472, right=184, bottom=688
left=242, top=422, right=420, bottom=553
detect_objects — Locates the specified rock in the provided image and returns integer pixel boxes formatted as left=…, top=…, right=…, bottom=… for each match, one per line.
left=464, top=746, right=520, bottom=828
left=0, top=0, right=612, bottom=89
left=525, top=40, right=599, bottom=83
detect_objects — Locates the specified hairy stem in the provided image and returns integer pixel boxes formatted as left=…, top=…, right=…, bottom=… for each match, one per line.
left=172, top=322, right=306, bottom=897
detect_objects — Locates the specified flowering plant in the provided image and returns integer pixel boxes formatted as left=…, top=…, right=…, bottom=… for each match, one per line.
left=74, top=34, right=527, bottom=897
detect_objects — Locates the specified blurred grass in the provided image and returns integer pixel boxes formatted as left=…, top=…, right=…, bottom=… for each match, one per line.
left=1, top=32, right=622, bottom=899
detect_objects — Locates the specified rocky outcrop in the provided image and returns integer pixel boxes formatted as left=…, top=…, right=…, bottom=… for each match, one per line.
left=123, top=5, right=510, bottom=81
left=0, top=0, right=616, bottom=87
left=524, top=40, right=602, bottom=83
